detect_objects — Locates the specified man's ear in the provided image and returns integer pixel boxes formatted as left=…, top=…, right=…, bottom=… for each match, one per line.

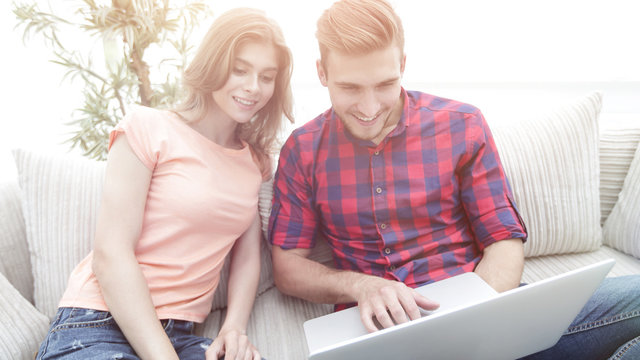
left=400, top=53, right=407, bottom=75
left=316, top=59, right=328, bottom=87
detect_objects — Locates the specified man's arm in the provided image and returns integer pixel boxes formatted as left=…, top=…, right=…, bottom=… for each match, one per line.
left=272, top=246, right=439, bottom=332
left=474, top=238, right=525, bottom=292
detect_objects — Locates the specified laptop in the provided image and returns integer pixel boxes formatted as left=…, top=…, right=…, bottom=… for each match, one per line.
left=304, top=259, right=615, bottom=360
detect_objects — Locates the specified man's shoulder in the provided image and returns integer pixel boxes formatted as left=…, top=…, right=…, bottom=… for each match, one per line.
left=285, top=108, right=332, bottom=149
left=407, top=90, right=481, bottom=116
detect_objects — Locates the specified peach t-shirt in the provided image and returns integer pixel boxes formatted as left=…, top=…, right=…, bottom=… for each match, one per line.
left=59, top=105, right=262, bottom=322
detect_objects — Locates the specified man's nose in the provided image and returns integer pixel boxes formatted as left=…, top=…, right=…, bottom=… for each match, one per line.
left=358, top=90, right=380, bottom=117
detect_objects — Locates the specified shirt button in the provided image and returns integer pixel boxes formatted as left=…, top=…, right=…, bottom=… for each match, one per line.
left=374, top=151, right=380, bottom=156
left=375, top=187, right=383, bottom=194
left=389, top=265, right=396, bottom=271
left=384, top=248, right=391, bottom=254
left=380, top=223, right=387, bottom=230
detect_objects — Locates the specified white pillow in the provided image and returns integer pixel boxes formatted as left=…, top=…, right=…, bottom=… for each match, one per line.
left=603, top=141, right=640, bottom=258
left=0, top=261, right=50, bottom=359
left=13, top=149, right=105, bottom=319
left=488, top=92, right=603, bottom=257
left=599, top=125, right=640, bottom=225
left=0, top=181, right=34, bottom=302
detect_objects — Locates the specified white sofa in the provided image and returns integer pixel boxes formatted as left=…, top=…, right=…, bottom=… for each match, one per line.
left=1, top=91, right=640, bottom=359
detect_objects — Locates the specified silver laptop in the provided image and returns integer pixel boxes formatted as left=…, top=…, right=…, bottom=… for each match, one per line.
left=304, top=259, right=615, bottom=360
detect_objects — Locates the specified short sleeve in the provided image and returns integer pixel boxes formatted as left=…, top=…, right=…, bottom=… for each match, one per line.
left=109, top=106, right=166, bottom=170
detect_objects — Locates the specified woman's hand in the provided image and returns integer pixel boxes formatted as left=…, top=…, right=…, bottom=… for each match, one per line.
left=206, top=328, right=261, bottom=360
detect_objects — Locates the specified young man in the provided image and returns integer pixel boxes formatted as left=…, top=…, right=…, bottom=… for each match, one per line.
left=269, top=0, right=640, bottom=358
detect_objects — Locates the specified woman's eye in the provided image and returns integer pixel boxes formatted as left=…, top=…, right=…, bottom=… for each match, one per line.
left=233, top=68, right=247, bottom=75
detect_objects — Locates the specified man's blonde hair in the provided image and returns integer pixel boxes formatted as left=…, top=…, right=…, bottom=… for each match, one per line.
left=178, top=8, right=294, bottom=177
left=316, top=0, right=404, bottom=69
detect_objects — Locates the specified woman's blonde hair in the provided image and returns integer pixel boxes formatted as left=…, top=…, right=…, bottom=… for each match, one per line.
left=178, top=8, right=294, bottom=177
left=316, top=0, right=404, bottom=70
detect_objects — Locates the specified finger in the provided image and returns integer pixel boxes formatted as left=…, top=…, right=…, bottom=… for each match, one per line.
left=359, top=303, right=379, bottom=333
left=243, top=347, right=253, bottom=360
left=372, top=302, right=395, bottom=329
left=207, top=341, right=223, bottom=358
left=381, top=287, right=409, bottom=324
left=236, top=335, right=250, bottom=360
left=414, top=293, right=440, bottom=312
left=253, top=349, right=261, bottom=360
left=396, top=289, right=421, bottom=321
left=224, top=338, right=238, bottom=360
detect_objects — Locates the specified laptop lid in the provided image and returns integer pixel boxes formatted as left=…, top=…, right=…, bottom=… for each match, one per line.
left=304, top=259, right=615, bottom=360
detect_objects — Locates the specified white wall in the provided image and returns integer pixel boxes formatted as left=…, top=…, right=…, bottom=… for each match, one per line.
left=3, top=0, right=639, bottom=181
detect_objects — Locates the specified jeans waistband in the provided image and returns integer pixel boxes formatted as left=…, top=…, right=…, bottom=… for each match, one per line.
left=160, top=318, right=195, bottom=334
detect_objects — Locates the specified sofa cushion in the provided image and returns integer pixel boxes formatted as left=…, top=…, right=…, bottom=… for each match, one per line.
left=0, top=271, right=50, bottom=360
left=603, top=140, right=640, bottom=258
left=599, top=122, right=640, bottom=225
left=13, top=149, right=106, bottom=319
left=488, top=92, right=603, bottom=257
left=0, top=181, right=34, bottom=303
left=13, top=148, right=274, bottom=319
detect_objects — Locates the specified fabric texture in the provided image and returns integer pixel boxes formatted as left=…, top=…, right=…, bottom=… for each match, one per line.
left=13, top=149, right=106, bottom=320
left=0, top=181, right=33, bottom=302
left=0, top=271, right=50, bottom=360
left=36, top=308, right=212, bottom=360
left=488, top=92, right=603, bottom=257
left=603, top=140, right=640, bottom=258
left=599, top=124, right=640, bottom=225
left=270, top=89, right=527, bottom=294
left=59, top=106, right=262, bottom=322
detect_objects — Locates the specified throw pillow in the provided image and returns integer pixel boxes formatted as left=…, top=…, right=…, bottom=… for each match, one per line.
left=488, top=92, right=603, bottom=257
left=603, top=141, right=640, bottom=258
left=13, top=149, right=106, bottom=319
left=599, top=124, right=640, bottom=225
left=0, top=261, right=50, bottom=359
left=0, top=181, right=34, bottom=302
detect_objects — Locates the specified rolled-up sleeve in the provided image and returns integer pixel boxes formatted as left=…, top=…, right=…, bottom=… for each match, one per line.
left=458, top=110, right=527, bottom=250
left=269, top=133, right=319, bottom=249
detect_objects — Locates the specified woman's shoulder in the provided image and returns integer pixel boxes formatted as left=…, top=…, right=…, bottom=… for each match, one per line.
left=118, top=105, right=176, bottom=134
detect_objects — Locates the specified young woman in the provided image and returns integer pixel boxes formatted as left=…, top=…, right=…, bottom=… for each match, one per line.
left=36, top=8, right=293, bottom=360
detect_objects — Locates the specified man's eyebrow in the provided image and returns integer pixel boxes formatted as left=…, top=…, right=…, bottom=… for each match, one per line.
left=235, top=58, right=278, bottom=72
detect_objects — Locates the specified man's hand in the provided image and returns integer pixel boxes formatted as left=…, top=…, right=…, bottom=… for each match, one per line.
left=353, top=276, right=439, bottom=332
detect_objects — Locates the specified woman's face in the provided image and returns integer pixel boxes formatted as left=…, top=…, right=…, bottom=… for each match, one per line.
left=211, top=41, right=279, bottom=125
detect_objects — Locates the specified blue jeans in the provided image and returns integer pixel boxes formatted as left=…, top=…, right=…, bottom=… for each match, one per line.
left=36, top=307, right=212, bottom=359
left=521, top=275, right=640, bottom=360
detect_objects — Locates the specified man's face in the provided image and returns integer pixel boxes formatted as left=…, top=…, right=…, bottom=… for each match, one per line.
left=317, top=45, right=405, bottom=145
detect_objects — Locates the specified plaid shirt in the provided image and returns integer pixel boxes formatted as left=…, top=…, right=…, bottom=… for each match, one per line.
left=269, top=89, right=527, bottom=299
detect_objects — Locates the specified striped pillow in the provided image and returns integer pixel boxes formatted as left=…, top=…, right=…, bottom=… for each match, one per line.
left=488, top=92, right=603, bottom=257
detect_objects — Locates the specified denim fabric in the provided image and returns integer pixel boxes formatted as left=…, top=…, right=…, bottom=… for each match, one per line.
left=36, top=307, right=212, bottom=360
left=521, top=275, right=640, bottom=360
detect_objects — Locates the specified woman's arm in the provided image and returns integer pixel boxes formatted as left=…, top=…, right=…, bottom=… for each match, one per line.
left=207, top=213, right=262, bottom=360
left=91, top=135, right=178, bottom=360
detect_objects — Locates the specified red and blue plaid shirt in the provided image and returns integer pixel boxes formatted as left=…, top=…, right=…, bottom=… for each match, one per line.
left=269, top=89, right=527, bottom=301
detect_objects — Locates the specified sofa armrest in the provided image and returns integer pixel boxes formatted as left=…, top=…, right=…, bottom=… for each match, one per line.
left=0, top=271, right=50, bottom=360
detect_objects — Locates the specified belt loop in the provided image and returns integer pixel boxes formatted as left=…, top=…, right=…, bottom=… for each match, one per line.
left=161, top=319, right=173, bottom=332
